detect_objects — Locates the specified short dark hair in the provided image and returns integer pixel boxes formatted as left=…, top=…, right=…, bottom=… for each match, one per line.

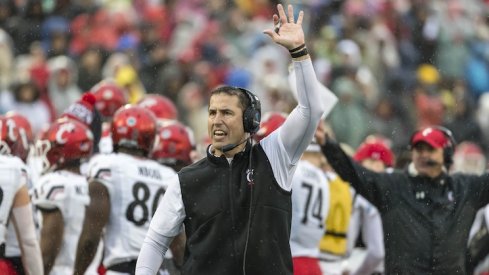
left=12, top=81, right=41, bottom=102
left=210, top=85, right=251, bottom=112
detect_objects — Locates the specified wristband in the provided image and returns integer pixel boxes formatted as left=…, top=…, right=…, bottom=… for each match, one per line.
left=289, top=44, right=305, bottom=53
left=290, top=47, right=308, bottom=58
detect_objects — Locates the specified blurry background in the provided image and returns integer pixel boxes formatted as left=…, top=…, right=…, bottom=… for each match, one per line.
left=1, top=0, right=488, bottom=168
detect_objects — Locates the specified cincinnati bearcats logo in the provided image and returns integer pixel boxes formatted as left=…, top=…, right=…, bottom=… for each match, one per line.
left=56, top=122, right=76, bottom=144
left=246, top=169, right=254, bottom=184
left=6, top=119, right=17, bottom=141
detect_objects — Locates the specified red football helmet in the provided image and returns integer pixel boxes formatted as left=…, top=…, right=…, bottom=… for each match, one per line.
left=4, top=112, right=33, bottom=161
left=91, top=80, right=127, bottom=118
left=254, top=112, right=287, bottom=142
left=150, top=120, right=195, bottom=166
left=137, top=94, right=178, bottom=120
left=36, top=118, right=94, bottom=172
left=111, top=105, right=157, bottom=154
left=0, top=115, right=20, bottom=156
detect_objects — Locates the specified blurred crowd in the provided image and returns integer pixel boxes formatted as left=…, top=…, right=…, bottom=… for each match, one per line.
left=0, top=0, right=488, bottom=161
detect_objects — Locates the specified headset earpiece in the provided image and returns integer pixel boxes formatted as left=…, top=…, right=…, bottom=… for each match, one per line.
left=238, top=88, right=261, bottom=134
left=435, top=126, right=456, bottom=167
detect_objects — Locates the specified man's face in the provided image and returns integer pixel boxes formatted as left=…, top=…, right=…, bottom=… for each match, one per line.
left=412, top=142, right=444, bottom=177
left=208, top=93, right=245, bottom=154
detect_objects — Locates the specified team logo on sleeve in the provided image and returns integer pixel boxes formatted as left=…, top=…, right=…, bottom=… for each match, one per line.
left=44, top=185, right=65, bottom=201
left=94, top=169, right=112, bottom=181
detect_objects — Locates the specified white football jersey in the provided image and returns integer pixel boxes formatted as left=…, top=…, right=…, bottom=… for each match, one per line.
left=468, top=206, right=489, bottom=274
left=347, top=194, right=381, bottom=252
left=87, top=152, right=176, bottom=268
left=32, top=170, right=90, bottom=275
left=345, top=194, right=384, bottom=275
left=0, top=155, right=27, bottom=246
left=290, top=160, right=330, bottom=257
left=5, top=163, right=38, bottom=258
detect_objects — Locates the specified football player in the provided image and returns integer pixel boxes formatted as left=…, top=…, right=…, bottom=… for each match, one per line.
left=74, top=106, right=177, bottom=274
left=32, top=118, right=94, bottom=274
left=0, top=115, right=43, bottom=274
left=3, top=112, right=39, bottom=275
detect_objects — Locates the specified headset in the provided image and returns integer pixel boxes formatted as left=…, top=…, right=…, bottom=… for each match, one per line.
left=409, top=125, right=457, bottom=168
left=237, top=87, right=261, bottom=134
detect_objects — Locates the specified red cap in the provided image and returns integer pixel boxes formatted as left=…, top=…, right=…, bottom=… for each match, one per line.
left=354, top=141, right=394, bottom=167
left=61, top=93, right=96, bottom=126
left=411, top=127, right=449, bottom=149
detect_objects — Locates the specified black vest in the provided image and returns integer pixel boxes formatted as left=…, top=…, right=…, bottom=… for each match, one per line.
left=179, top=142, right=293, bottom=275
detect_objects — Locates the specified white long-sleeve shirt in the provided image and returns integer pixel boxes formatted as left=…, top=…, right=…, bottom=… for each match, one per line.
left=136, top=58, right=337, bottom=275
left=347, top=194, right=385, bottom=275
left=468, top=205, right=489, bottom=274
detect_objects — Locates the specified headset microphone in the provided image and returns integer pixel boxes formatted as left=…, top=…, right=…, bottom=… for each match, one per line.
left=221, top=143, right=237, bottom=153
left=220, top=137, right=250, bottom=153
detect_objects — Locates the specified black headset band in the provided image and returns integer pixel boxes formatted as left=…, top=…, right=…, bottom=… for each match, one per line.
left=434, top=126, right=456, bottom=147
left=236, top=87, right=258, bottom=109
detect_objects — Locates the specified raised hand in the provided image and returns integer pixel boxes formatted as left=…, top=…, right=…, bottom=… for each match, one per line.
left=263, top=4, right=305, bottom=51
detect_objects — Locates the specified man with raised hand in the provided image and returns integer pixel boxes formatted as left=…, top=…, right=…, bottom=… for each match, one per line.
left=136, top=4, right=335, bottom=275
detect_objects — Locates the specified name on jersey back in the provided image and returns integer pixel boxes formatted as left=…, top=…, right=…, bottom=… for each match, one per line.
left=138, top=166, right=162, bottom=180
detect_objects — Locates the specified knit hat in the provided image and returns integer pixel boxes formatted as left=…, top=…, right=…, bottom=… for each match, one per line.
left=354, top=140, right=394, bottom=167
left=61, top=93, right=96, bottom=126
